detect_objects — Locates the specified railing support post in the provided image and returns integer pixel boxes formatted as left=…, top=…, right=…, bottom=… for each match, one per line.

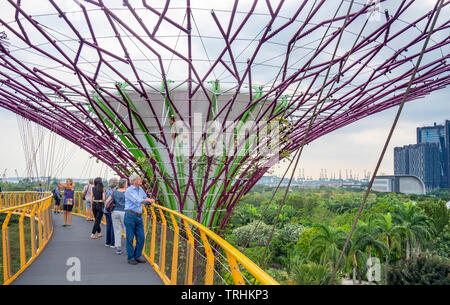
left=169, top=213, right=179, bottom=285
left=200, top=231, right=215, bottom=285
left=19, top=207, right=27, bottom=268
left=183, top=219, right=195, bottom=285
left=2, top=211, right=12, bottom=283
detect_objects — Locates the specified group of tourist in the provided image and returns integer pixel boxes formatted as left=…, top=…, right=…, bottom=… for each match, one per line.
left=51, top=174, right=155, bottom=265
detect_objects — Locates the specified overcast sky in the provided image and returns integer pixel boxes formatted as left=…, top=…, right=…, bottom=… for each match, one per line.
left=277, top=87, right=450, bottom=180
left=0, top=1, right=448, bottom=181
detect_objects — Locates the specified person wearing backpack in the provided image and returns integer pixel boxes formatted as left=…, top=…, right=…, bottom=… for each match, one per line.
left=103, top=177, right=117, bottom=248
left=82, top=179, right=94, bottom=221
left=109, top=178, right=128, bottom=255
left=52, top=184, right=61, bottom=214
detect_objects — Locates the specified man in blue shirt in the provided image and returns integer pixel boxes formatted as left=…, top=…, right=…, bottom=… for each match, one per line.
left=124, top=173, right=154, bottom=265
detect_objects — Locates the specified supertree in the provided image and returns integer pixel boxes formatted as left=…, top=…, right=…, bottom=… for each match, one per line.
left=0, top=0, right=448, bottom=231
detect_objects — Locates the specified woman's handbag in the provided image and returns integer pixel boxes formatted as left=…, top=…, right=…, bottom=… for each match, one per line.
left=105, top=191, right=115, bottom=212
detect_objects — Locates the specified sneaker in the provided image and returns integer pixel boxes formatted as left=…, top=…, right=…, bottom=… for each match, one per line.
left=110, top=245, right=116, bottom=248
left=135, top=258, right=146, bottom=264
left=105, top=244, right=110, bottom=247
left=116, top=249, right=122, bottom=255
left=128, top=260, right=138, bottom=265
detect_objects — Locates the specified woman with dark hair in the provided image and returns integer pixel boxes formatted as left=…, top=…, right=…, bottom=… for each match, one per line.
left=103, top=177, right=118, bottom=248
left=91, top=177, right=105, bottom=239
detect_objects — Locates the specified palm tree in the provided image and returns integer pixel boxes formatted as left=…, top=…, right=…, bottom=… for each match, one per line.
left=354, top=218, right=387, bottom=260
left=373, top=213, right=403, bottom=284
left=307, top=224, right=348, bottom=270
left=393, top=202, right=435, bottom=260
left=290, top=262, right=341, bottom=285
left=350, top=218, right=387, bottom=284
left=346, top=237, right=366, bottom=285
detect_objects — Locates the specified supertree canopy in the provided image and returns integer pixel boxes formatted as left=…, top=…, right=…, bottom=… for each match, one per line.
left=0, top=0, right=448, bottom=230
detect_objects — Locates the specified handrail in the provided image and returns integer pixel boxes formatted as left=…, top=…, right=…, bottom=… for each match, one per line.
left=69, top=191, right=278, bottom=285
left=0, top=192, right=53, bottom=285
left=1, top=191, right=278, bottom=285
left=149, top=202, right=279, bottom=285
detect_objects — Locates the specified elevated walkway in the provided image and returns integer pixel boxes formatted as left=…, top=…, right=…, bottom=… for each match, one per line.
left=1, top=192, right=278, bottom=285
left=12, top=213, right=163, bottom=285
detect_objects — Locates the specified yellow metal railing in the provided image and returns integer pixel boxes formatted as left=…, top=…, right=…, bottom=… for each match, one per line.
left=145, top=202, right=279, bottom=285
left=1, top=191, right=278, bottom=285
left=68, top=191, right=278, bottom=285
left=0, top=192, right=53, bottom=285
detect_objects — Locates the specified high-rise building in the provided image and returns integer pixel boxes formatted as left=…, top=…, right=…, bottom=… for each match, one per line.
left=394, top=146, right=409, bottom=175
left=394, top=120, right=450, bottom=191
left=416, top=120, right=450, bottom=188
left=394, top=143, right=441, bottom=190
left=444, top=120, right=450, bottom=188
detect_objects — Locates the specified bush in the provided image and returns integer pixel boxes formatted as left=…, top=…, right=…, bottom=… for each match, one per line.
left=261, top=204, right=281, bottom=225
left=295, top=227, right=318, bottom=258
left=232, top=221, right=275, bottom=247
left=240, top=193, right=266, bottom=207
left=266, top=268, right=289, bottom=283
left=279, top=223, right=306, bottom=243
left=289, top=262, right=340, bottom=285
left=430, top=224, right=450, bottom=258
left=387, top=255, right=450, bottom=285
left=242, top=246, right=272, bottom=268
left=229, top=203, right=260, bottom=227
left=416, top=199, right=449, bottom=233
left=270, top=223, right=306, bottom=266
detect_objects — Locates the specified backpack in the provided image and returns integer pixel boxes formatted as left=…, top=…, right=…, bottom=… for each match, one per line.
left=105, top=190, right=115, bottom=212
left=82, top=186, right=87, bottom=200
left=52, top=188, right=58, bottom=199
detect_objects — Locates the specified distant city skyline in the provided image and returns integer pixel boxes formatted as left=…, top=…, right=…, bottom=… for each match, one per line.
left=0, top=88, right=449, bottom=181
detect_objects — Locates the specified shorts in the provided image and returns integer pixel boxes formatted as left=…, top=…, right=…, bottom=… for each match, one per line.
left=62, top=203, right=73, bottom=212
left=85, top=200, right=92, bottom=210
left=54, top=198, right=61, bottom=206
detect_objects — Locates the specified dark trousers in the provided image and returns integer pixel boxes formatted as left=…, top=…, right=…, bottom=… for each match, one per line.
left=104, top=212, right=115, bottom=246
left=92, top=202, right=104, bottom=234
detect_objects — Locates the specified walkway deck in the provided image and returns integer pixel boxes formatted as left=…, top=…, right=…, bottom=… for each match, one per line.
left=12, top=213, right=164, bottom=285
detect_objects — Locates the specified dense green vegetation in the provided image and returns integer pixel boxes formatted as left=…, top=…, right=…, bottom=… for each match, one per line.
left=223, top=185, right=450, bottom=285
left=0, top=179, right=85, bottom=192
left=2, top=181, right=448, bottom=285
left=0, top=213, right=34, bottom=285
